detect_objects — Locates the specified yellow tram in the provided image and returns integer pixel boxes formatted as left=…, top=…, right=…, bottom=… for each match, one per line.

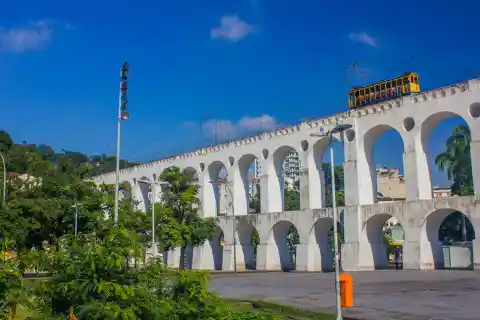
left=348, top=72, right=420, bottom=109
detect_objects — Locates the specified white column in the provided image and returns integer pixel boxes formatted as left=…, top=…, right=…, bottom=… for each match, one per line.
left=300, top=149, right=326, bottom=209
left=201, top=171, right=217, bottom=218
left=470, top=139, right=480, bottom=196
left=133, top=181, right=148, bottom=212
left=343, top=128, right=361, bottom=206
left=231, top=165, right=248, bottom=216
left=259, top=158, right=281, bottom=213
left=402, top=130, right=432, bottom=201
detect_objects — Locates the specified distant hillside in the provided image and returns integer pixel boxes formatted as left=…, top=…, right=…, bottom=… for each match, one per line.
left=0, top=130, right=138, bottom=177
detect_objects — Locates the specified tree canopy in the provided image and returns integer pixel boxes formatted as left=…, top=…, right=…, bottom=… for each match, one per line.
left=0, top=131, right=263, bottom=319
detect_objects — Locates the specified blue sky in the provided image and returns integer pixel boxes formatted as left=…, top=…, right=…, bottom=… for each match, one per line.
left=1, top=0, right=478, bottom=187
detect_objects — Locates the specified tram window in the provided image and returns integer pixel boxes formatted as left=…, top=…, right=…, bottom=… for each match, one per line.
left=375, top=85, right=380, bottom=92
left=355, top=91, right=359, bottom=97
left=381, top=83, right=385, bottom=90
left=386, top=82, right=391, bottom=89
left=403, top=77, right=409, bottom=84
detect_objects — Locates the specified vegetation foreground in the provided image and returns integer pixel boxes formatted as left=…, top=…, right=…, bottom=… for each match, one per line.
left=0, top=129, right=335, bottom=319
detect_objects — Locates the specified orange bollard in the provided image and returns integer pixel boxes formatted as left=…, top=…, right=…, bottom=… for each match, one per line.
left=339, top=273, right=353, bottom=308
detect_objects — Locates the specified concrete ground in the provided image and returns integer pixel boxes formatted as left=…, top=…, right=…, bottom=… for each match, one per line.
left=209, top=270, right=480, bottom=320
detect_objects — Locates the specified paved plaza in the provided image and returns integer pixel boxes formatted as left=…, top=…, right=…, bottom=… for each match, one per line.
left=209, top=270, right=480, bottom=320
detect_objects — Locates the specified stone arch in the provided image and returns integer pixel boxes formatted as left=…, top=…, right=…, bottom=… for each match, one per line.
left=307, top=217, right=339, bottom=272
left=420, top=208, right=476, bottom=270
left=204, top=161, right=228, bottom=217
left=360, top=213, right=405, bottom=270
left=119, top=180, right=133, bottom=200
left=182, top=166, right=199, bottom=183
left=363, top=125, right=406, bottom=203
left=237, top=220, right=259, bottom=270
left=310, top=138, right=331, bottom=209
left=137, top=176, right=151, bottom=212
left=236, top=154, right=260, bottom=215
left=266, top=220, right=299, bottom=271
left=420, top=111, right=470, bottom=150
left=420, top=111, right=474, bottom=196
left=209, top=226, right=224, bottom=270
left=272, top=145, right=300, bottom=211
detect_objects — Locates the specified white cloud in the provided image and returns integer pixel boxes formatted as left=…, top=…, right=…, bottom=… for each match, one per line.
left=348, top=32, right=378, bottom=48
left=0, top=20, right=71, bottom=53
left=185, top=114, right=279, bottom=140
left=211, top=15, right=255, bottom=42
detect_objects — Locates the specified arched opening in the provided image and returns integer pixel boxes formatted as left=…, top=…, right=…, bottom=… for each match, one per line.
left=137, top=176, right=151, bottom=212
left=364, top=125, right=405, bottom=203
left=272, top=146, right=300, bottom=211
left=307, top=218, right=333, bottom=271
left=311, top=138, right=329, bottom=209
left=361, top=213, right=405, bottom=270
left=421, top=209, right=476, bottom=270
left=422, top=112, right=473, bottom=198
left=237, top=154, right=261, bottom=215
left=266, top=220, right=299, bottom=271
left=209, top=226, right=224, bottom=270
left=204, top=161, right=228, bottom=217
left=182, top=167, right=200, bottom=210
left=320, top=138, right=346, bottom=208
left=119, top=180, right=133, bottom=200
left=183, top=167, right=199, bottom=184
left=237, top=220, right=259, bottom=270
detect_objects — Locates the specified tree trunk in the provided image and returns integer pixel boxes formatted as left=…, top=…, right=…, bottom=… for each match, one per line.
left=179, top=246, right=186, bottom=270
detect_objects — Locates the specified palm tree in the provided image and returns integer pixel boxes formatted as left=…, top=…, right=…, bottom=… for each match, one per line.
left=435, top=125, right=473, bottom=196
left=435, top=125, right=473, bottom=242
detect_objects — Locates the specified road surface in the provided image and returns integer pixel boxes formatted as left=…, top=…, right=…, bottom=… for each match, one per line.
left=209, top=270, right=480, bottom=320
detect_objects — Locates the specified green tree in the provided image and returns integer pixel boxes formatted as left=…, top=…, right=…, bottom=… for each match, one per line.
left=249, top=193, right=260, bottom=213
left=435, top=125, right=473, bottom=196
left=0, top=131, right=13, bottom=155
left=435, top=125, right=474, bottom=243
left=159, top=166, right=216, bottom=269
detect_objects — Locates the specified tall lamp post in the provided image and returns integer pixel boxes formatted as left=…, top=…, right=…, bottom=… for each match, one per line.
left=71, top=200, right=84, bottom=235
left=138, top=179, right=168, bottom=259
left=0, top=152, right=6, bottom=204
left=310, top=122, right=352, bottom=320
left=114, top=62, right=131, bottom=225
left=210, top=177, right=236, bottom=275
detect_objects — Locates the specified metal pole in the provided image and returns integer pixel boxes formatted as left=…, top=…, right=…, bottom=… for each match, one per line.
left=330, top=139, right=342, bottom=320
left=74, top=199, right=78, bottom=236
left=113, top=69, right=123, bottom=225
left=0, top=152, right=6, bottom=203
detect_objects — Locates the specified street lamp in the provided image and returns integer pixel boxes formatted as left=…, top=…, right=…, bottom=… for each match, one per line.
left=70, top=200, right=84, bottom=235
left=210, top=177, right=236, bottom=275
left=0, top=152, right=6, bottom=204
left=114, top=62, right=131, bottom=225
left=137, top=179, right=168, bottom=259
left=310, top=122, right=352, bottom=320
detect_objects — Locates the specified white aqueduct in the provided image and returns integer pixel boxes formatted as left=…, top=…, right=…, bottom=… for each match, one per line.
left=93, top=78, right=480, bottom=272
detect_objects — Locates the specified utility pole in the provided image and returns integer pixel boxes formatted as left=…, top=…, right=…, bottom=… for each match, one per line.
left=114, top=62, right=131, bottom=225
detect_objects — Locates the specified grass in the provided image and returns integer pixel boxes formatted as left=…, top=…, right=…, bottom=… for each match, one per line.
left=14, top=305, right=33, bottom=319
left=226, top=299, right=335, bottom=319
left=14, top=300, right=335, bottom=320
